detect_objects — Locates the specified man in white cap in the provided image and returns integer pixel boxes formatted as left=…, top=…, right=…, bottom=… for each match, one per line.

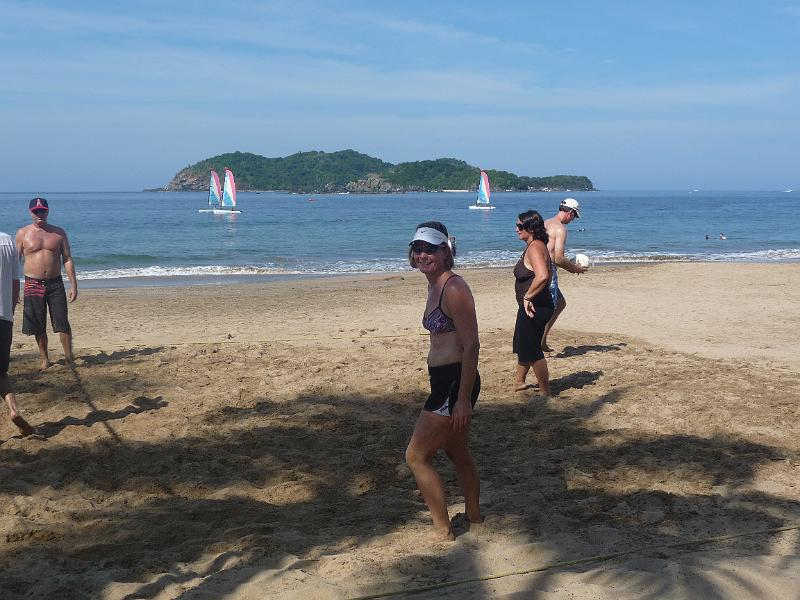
left=542, top=198, right=587, bottom=352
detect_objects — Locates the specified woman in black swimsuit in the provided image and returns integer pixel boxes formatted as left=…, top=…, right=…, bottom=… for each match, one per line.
left=513, top=210, right=554, bottom=396
left=405, top=221, right=482, bottom=541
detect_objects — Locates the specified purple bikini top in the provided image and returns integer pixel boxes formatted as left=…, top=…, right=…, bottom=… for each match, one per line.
left=422, top=275, right=458, bottom=334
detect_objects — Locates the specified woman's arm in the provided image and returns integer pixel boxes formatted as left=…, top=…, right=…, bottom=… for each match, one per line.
left=445, top=279, right=480, bottom=432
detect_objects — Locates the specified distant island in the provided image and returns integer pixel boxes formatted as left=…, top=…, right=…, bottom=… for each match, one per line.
left=160, top=150, right=594, bottom=194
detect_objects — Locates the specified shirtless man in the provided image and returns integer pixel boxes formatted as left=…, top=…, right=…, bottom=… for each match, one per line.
left=1, top=229, right=34, bottom=435
left=541, top=198, right=587, bottom=352
left=15, top=198, right=78, bottom=369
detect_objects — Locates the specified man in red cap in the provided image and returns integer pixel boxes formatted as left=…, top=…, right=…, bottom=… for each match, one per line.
left=15, top=198, right=78, bottom=369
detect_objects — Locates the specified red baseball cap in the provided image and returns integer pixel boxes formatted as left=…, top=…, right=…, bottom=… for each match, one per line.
left=29, top=197, right=49, bottom=211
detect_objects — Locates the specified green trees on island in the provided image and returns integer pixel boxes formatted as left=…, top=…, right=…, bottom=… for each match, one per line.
left=167, top=150, right=594, bottom=193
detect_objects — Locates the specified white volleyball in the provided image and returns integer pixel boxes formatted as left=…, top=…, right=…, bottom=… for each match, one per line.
left=574, top=253, right=590, bottom=268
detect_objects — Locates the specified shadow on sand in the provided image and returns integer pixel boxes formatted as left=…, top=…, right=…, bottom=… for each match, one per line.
left=556, top=342, right=628, bottom=358
left=34, top=396, right=167, bottom=440
left=1, top=381, right=799, bottom=599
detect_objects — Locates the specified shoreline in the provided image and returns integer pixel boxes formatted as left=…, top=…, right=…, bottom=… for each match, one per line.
left=13, top=262, right=799, bottom=371
left=76, top=272, right=341, bottom=289
left=73, top=263, right=638, bottom=290
left=73, top=258, right=794, bottom=289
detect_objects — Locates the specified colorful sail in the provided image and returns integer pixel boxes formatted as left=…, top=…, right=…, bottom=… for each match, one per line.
left=208, top=170, right=222, bottom=207
left=221, top=169, right=237, bottom=208
left=477, top=170, right=491, bottom=205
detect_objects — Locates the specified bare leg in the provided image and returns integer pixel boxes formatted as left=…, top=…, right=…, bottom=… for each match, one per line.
left=541, top=295, right=567, bottom=352
left=514, top=363, right=531, bottom=391
left=531, top=358, right=551, bottom=397
left=444, top=429, right=482, bottom=523
left=59, top=331, right=74, bottom=365
left=406, top=411, right=455, bottom=540
left=1, top=375, right=34, bottom=436
left=34, top=332, right=51, bottom=370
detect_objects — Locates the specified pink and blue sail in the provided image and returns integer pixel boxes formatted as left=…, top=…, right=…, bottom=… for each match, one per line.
left=208, top=170, right=223, bottom=208
left=477, top=170, right=491, bottom=205
left=221, top=169, right=237, bottom=208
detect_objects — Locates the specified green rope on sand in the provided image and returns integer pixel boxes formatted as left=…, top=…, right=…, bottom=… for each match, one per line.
left=350, top=522, right=800, bottom=599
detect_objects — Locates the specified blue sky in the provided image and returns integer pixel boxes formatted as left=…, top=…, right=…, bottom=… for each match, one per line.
left=2, top=0, right=798, bottom=190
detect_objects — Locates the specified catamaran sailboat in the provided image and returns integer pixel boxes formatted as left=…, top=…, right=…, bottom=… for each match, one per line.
left=198, top=170, right=223, bottom=213
left=199, top=169, right=242, bottom=214
left=469, top=170, right=495, bottom=210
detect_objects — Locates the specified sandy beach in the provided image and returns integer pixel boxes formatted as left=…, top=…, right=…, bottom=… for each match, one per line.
left=2, top=262, right=800, bottom=599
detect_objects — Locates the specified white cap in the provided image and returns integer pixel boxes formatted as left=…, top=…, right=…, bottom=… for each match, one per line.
left=559, top=197, right=581, bottom=218
left=409, top=227, right=449, bottom=246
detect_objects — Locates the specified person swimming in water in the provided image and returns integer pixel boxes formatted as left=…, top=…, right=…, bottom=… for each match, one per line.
left=404, top=221, right=482, bottom=540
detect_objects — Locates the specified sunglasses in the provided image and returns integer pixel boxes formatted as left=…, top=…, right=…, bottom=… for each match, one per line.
left=515, top=223, right=524, bottom=231
left=411, top=242, right=442, bottom=254
left=31, top=209, right=48, bottom=216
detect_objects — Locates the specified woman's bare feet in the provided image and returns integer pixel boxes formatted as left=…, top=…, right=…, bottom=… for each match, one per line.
left=430, top=524, right=455, bottom=542
left=514, top=382, right=539, bottom=392
left=11, top=413, right=35, bottom=437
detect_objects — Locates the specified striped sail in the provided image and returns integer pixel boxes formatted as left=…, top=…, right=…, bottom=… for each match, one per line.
left=221, top=169, right=237, bottom=207
left=477, top=170, right=491, bottom=205
left=209, top=170, right=222, bottom=207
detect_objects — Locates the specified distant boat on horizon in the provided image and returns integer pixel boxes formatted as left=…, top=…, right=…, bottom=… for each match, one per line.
left=198, top=169, right=242, bottom=214
left=469, top=170, right=495, bottom=210
left=784, top=189, right=793, bottom=193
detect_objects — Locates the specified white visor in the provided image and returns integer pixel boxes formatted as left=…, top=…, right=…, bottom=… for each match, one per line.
left=409, top=227, right=449, bottom=247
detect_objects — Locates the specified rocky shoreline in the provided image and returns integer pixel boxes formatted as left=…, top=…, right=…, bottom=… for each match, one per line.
left=157, top=169, right=588, bottom=194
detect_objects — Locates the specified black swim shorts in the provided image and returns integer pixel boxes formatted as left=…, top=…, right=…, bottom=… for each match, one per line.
left=0, top=319, right=12, bottom=375
left=424, top=363, right=481, bottom=417
left=22, top=276, right=71, bottom=335
left=513, top=304, right=555, bottom=363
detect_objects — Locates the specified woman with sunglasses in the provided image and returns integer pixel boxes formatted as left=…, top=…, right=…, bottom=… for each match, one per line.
left=405, top=221, right=481, bottom=540
left=513, top=211, right=554, bottom=396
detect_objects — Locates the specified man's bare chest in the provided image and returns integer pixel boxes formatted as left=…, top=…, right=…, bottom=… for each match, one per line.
left=24, top=230, right=63, bottom=254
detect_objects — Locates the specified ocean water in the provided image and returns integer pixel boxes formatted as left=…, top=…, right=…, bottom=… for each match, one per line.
left=1, top=190, right=797, bottom=287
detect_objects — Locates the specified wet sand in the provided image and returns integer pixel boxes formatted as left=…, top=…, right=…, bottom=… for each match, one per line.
left=2, top=262, right=799, bottom=599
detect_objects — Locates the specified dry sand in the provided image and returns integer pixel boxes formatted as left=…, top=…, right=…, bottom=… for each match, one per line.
left=1, top=262, right=800, bottom=599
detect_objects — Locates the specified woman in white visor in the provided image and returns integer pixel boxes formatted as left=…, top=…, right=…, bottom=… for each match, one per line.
left=404, top=221, right=482, bottom=540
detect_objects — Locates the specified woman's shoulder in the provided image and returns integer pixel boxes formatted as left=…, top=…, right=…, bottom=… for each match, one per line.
left=444, top=272, right=474, bottom=300
left=525, top=239, right=547, bottom=254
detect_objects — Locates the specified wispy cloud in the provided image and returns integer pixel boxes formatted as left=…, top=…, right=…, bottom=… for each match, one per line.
left=534, top=76, right=800, bottom=111
left=0, top=1, right=363, bottom=57
left=350, top=13, right=545, bottom=55
left=5, top=24, right=797, bottom=119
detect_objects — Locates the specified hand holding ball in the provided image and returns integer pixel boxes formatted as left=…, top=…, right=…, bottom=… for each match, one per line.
left=574, top=253, right=591, bottom=268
